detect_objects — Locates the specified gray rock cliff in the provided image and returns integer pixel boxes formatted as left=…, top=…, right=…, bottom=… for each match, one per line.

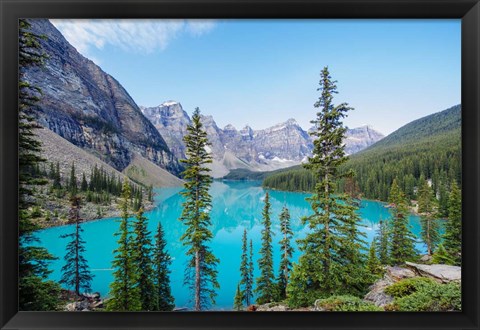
left=24, top=19, right=181, bottom=174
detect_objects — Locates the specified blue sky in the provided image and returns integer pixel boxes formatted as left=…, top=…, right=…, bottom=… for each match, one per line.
left=51, top=19, right=460, bottom=135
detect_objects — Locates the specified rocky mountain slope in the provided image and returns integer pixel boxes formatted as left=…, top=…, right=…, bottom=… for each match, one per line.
left=24, top=19, right=181, bottom=175
left=141, top=101, right=384, bottom=177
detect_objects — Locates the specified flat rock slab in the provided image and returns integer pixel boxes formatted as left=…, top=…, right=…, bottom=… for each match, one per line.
left=405, top=262, right=461, bottom=283
left=385, top=266, right=416, bottom=282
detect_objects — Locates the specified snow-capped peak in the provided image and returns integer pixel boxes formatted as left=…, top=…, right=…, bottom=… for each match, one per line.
left=161, top=101, right=179, bottom=107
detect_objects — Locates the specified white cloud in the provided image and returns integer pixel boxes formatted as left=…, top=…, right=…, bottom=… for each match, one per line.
left=50, top=19, right=216, bottom=56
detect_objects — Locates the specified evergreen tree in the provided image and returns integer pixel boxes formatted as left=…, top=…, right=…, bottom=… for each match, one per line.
left=81, top=173, right=88, bottom=192
left=18, top=18, right=61, bottom=311
left=417, top=179, right=441, bottom=255
left=443, top=181, right=462, bottom=265
left=53, top=162, right=62, bottom=189
left=108, top=178, right=141, bottom=311
left=255, top=192, right=276, bottom=304
left=239, top=229, right=253, bottom=306
left=68, top=162, right=77, bottom=195
left=248, top=239, right=254, bottom=304
left=59, top=196, right=93, bottom=296
left=179, top=107, right=219, bottom=311
left=287, top=67, right=370, bottom=308
left=233, top=284, right=244, bottom=311
left=366, top=241, right=382, bottom=275
left=438, top=180, right=450, bottom=218
left=431, top=243, right=455, bottom=265
left=152, top=222, right=175, bottom=311
left=132, top=205, right=156, bottom=310
left=375, top=219, right=390, bottom=265
left=277, top=206, right=293, bottom=300
left=388, top=179, right=417, bottom=265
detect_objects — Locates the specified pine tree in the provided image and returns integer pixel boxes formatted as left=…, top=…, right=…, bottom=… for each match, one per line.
left=375, top=219, right=390, bottom=265
left=239, top=229, right=252, bottom=306
left=255, top=192, right=276, bottom=304
left=277, top=206, right=293, bottom=300
left=53, top=162, right=62, bottom=189
left=443, top=181, right=462, bottom=265
left=431, top=243, right=455, bottom=265
left=287, top=67, right=370, bottom=308
left=132, top=205, right=156, bottom=310
left=108, top=178, right=141, bottom=311
left=233, top=284, right=244, bottom=311
left=366, top=241, right=382, bottom=275
left=18, top=18, right=61, bottom=311
left=68, top=162, right=77, bottom=196
left=81, top=173, right=88, bottom=192
left=417, top=179, right=441, bottom=255
left=248, top=239, right=254, bottom=304
left=179, top=107, right=219, bottom=311
left=388, top=179, right=417, bottom=265
left=59, top=196, right=93, bottom=296
left=152, top=222, right=175, bottom=311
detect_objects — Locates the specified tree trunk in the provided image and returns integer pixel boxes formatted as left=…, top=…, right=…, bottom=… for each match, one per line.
left=427, top=218, right=432, bottom=255
left=75, top=214, right=80, bottom=296
left=195, top=249, right=201, bottom=311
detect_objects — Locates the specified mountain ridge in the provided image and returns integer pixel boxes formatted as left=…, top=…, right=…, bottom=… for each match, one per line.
left=141, top=101, right=385, bottom=177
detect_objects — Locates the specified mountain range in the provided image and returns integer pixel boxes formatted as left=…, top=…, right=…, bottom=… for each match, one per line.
left=26, top=19, right=384, bottom=183
left=141, top=102, right=384, bottom=177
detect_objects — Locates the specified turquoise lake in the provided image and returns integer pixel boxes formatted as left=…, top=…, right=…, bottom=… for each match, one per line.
left=34, top=180, right=427, bottom=310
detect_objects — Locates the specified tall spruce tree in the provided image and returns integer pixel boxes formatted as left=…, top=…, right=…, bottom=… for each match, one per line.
left=366, top=240, right=382, bottom=275
left=287, top=67, right=370, bottom=308
left=255, top=192, right=276, bottom=304
left=132, top=205, right=156, bottom=310
left=53, top=162, right=61, bottom=189
left=388, top=179, right=417, bottom=265
left=417, top=179, right=440, bottom=255
left=68, top=162, right=77, bottom=196
left=277, top=206, right=293, bottom=300
left=81, top=173, right=88, bottom=192
left=443, top=181, right=462, bottom=265
left=375, top=219, right=390, bottom=265
left=248, top=239, right=254, bottom=304
left=233, top=284, right=243, bottom=311
left=18, top=18, right=61, bottom=310
left=60, top=196, right=93, bottom=296
left=239, top=229, right=253, bottom=306
left=179, top=107, right=219, bottom=311
left=153, top=222, right=175, bottom=311
left=108, top=178, right=141, bottom=311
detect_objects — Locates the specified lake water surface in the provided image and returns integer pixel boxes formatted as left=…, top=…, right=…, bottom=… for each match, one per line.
left=34, top=180, right=426, bottom=310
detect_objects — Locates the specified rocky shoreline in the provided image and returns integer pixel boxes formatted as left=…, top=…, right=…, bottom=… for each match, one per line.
left=32, top=195, right=156, bottom=229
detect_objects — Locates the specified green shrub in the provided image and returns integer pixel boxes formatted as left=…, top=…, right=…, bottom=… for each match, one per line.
left=390, top=282, right=461, bottom=311
left=384, top=277, right=436, bottom=298
left=314, top=295, right=383, bottom=312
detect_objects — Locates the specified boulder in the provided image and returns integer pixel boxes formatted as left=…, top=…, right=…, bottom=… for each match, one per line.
left=256, top=302, right=290, bottom=311
left=385, top=266, right=416, bottom=282
left=364, top=266, right=415, bottom=307
left=65, top=300, right=90, bottom=311
left=364, top=278, right=395, bottom=307
left=419, top=255, right=433, bottom=263
left=405, top=262, right=461, bottom=283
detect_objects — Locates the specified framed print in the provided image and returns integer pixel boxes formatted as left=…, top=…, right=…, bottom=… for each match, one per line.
left=1, top=0, right=479, bottom=329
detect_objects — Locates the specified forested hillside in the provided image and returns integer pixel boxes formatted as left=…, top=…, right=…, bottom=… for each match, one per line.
left=263, top=105, right=461, bottom=212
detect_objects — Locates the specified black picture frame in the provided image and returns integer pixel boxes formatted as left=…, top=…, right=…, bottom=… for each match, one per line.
left=1, top=0, right=479, bottom=329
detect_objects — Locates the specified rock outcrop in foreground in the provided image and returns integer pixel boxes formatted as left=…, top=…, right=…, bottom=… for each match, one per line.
left=405, top=262, right=461, bottom=283
left=365, top=263, right=461, bottom=307
left=253, top=262, right=461, bottom=311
